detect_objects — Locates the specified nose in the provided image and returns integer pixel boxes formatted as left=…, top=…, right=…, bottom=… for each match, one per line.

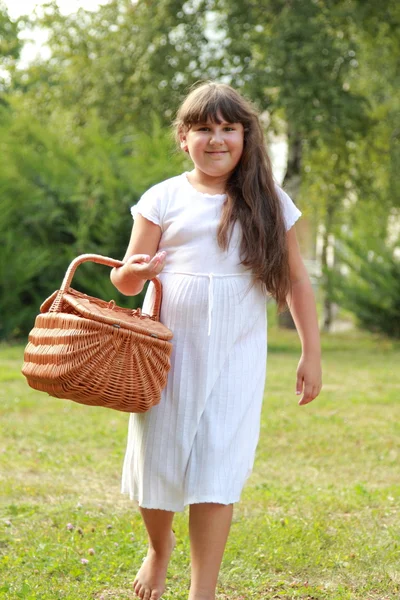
left=209, top=130, right=224, bottom=145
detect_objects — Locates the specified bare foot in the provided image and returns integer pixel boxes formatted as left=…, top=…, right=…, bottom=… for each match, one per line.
left=133, top=531, right=176, bottom=600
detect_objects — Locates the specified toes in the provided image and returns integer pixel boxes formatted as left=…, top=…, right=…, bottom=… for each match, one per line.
left=143, top=590, right=151, bottom=600
left=134, top=583, right=142, bottom=598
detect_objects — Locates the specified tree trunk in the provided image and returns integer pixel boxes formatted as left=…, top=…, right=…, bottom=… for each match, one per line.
left=282, top=130, right=302, bottom=198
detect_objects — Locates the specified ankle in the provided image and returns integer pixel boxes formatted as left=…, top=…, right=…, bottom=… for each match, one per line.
left=148, top=530, right=175, bottom=556
left=188, top=590, right=215, bottom=600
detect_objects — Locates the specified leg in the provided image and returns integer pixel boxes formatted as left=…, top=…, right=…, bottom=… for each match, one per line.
left=188, top=503, right=233, bottom=600
left=133, top=508, right=176, bottom=600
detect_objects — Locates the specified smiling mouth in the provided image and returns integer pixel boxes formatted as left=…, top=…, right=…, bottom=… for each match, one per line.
left=206, top=151, right=228, bottom=154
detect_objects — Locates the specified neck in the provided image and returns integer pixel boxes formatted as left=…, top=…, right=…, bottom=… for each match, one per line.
left=188, top=169, right=228, bottom=194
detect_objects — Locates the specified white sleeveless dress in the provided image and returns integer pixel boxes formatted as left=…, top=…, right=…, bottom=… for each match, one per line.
left=121, top=172, right=301, bottom=511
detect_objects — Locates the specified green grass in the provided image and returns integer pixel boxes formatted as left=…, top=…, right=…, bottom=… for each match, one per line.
left=1, top=325, right=400, bottom=600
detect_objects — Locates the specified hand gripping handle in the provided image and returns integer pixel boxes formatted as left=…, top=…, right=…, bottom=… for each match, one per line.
left=50, top=253, right=163, bottom=319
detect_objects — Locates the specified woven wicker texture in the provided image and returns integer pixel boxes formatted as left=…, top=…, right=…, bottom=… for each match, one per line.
left=22, top=254, right=173, bottom=412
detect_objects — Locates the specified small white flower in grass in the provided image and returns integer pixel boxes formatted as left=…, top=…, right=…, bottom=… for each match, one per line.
left=88, top=548, right=95, bottom=555
left=66, top=523, right=74, bottom=531
left=81, top=558, right=89, bottom=565
left=5, top=520, right=12, bottom=527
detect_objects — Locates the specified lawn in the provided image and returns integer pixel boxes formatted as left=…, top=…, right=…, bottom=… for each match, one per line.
left=1, top=324, right=400, bottom=599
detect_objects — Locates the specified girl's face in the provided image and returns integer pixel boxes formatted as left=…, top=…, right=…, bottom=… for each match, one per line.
left=180, top=115, right=244, bottom=180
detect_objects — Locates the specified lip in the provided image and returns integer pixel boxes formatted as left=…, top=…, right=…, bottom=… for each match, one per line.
left=206, top=151, right=228, bottom=155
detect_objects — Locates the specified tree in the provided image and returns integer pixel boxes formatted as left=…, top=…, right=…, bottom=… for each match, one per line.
left=208, top=0, right=400, bottom=329
left=14, top=0, right=212, bottom=130
left=0, top=1, right=22, bottom=96
left=0, top=101, right=186, bottom=339
left=4, top=0, right=400, bottom=337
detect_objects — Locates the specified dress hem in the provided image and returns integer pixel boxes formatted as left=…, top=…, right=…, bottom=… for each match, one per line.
left=121, top=489, right=240, bottom=512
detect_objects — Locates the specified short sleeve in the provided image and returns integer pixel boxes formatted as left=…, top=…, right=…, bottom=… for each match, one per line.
left=275, top=184, right=302, bottom=231
left=131, top=187, right=161, bottom=227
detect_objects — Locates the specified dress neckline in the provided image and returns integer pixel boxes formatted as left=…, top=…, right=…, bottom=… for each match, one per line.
left=183, top=172, right=227, bottom=199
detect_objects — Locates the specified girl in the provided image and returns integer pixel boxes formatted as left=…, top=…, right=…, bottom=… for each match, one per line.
left=111, top=82, right=322, bottom=600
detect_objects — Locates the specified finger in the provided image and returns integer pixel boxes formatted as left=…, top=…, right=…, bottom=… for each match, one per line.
left=312, top=385, right=321, bottom=399
left=151, top=252, right=167, bottom=273
left=147, top=251, right=166, bottom=267
left=314, top=384, right=322, bottom=398
left=156, top=253, right=167, bottom=270
left=296, top=373, right=303, bottom=397
left=298, top=383, right=314, bottom=405
left=126, top=254, right=151, bottom=265
left=154, top=250, right=167, bottom=263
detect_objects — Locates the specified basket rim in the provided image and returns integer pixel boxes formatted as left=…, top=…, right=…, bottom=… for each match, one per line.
left=39, top=289, right=173, bottom=341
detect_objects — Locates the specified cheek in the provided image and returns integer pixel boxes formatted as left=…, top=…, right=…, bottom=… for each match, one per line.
left=190, top=139, right=205, bottom=153
left=232, top=133, right=244, bottom=149
left=234, top=139, right=244, bottom=157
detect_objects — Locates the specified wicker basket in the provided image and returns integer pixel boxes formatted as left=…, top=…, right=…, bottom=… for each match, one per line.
left=22, top=254, right=173, bottom=413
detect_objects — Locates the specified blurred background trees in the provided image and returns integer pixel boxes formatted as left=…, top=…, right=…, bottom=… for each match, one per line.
left=0, top=0, right=399, bottom=339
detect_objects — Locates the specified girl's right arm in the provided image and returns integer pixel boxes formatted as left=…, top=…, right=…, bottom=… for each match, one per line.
left=110, top=214, right=166, bottom=296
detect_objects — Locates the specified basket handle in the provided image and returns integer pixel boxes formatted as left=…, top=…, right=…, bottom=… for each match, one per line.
left=50, top=253, right=163, bottom=319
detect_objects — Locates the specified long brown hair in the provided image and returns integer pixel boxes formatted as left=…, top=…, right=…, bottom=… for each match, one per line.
left=174, top=82, right=290, bottom=308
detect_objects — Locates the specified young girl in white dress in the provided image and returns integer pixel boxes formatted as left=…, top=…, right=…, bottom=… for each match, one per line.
left=111, top=82, right=322, bottom=600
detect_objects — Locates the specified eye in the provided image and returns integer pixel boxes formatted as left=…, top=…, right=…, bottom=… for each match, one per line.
left=193, top=124, right=210, bottom=131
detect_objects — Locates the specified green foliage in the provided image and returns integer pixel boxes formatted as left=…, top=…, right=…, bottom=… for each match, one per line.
left=1, top=0, right=400, bottom=339
left=0, top=2, right=21, bottom=62
left=0, top=1, right=22, bottom=94
left=0, top=101, right=185, bottom=339
left=333, top=234, right=400, bottom=338
left=212, top=0, right=370, bottom=142
left=15, top=0, right=211, bottom=129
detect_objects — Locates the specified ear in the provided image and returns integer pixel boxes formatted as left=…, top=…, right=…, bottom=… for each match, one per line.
left=179, top=131, right=189, bottom=153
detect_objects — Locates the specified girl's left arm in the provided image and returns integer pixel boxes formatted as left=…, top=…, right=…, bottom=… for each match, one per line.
left=286, top=226, right=322, bottom=406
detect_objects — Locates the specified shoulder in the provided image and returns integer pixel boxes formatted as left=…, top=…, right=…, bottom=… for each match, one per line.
left=142, top=173, right=186, bottom=199
left=131, top=173, right=186, bottom=227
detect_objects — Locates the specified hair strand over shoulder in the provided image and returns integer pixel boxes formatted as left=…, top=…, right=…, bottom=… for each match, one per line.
left=174, top=81, right=291, bottom=309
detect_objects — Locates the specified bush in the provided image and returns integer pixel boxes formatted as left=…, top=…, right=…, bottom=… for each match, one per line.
left=333, top=236, right=400, bottom=338
left=0, top=104, right=186, bottom=339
